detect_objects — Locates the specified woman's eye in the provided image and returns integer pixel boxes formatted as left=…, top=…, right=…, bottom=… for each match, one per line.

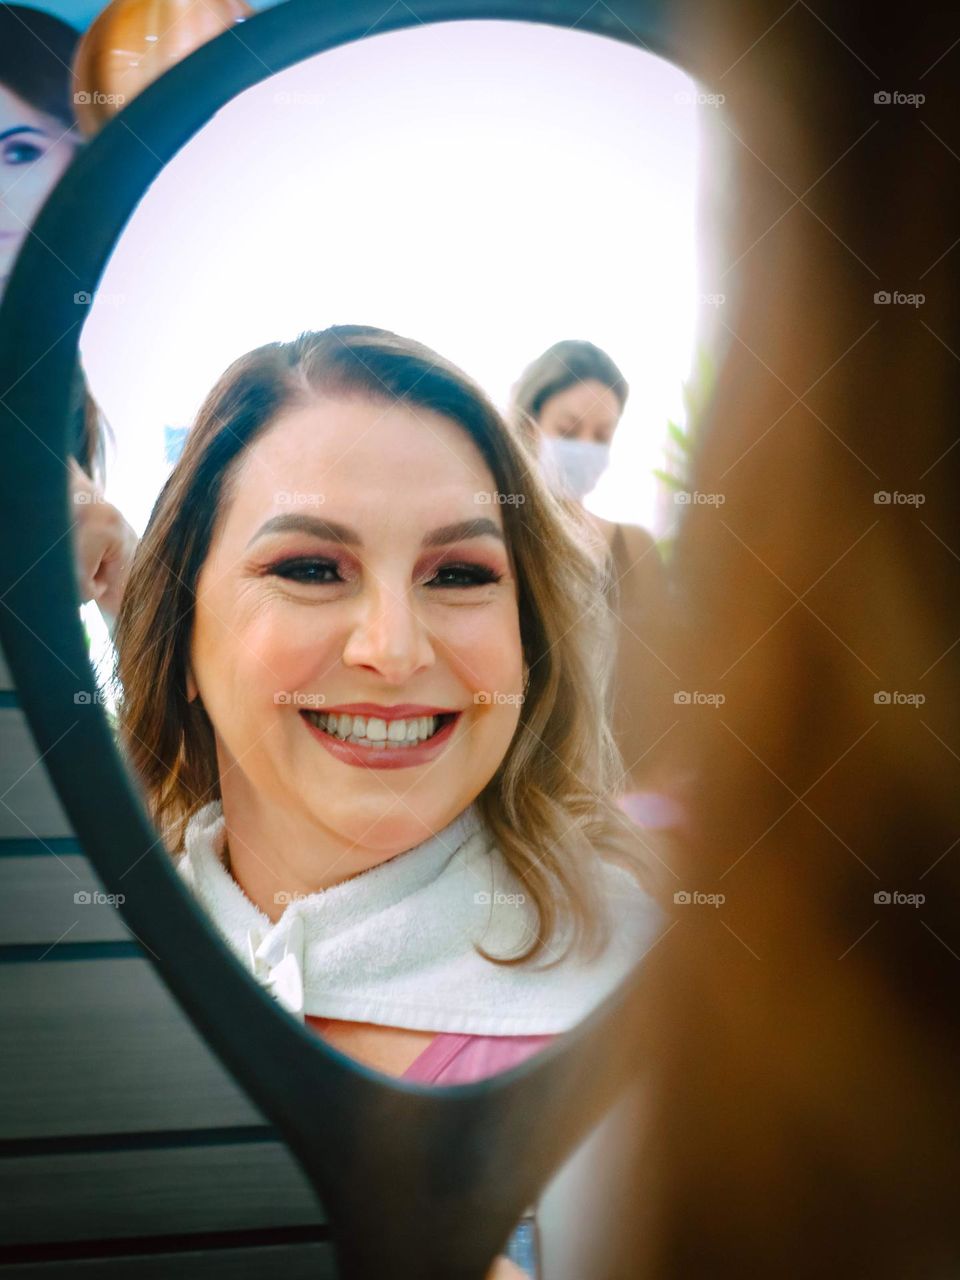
left=269, top=558, right=342, bottom=584
left=4, top=140, right=44, bottom=165
left=428, top=563, right=502, bottom=589
left=264, top=558, right=500, bottom=590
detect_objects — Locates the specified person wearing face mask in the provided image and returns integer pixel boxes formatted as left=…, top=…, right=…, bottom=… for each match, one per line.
left=510, top=340, right=676, bottom=803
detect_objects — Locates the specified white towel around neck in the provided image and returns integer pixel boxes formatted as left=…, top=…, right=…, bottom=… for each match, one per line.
left=174, top=799, right=662, bottom=1035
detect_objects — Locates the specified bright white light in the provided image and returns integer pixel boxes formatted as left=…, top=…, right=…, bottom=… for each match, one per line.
left=81, top=20, right=703, bottom=536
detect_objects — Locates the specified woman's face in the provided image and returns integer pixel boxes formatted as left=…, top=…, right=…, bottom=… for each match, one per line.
left=0, top=87, right=77, bottom=294
left=189, top=393, right=526, bottom=858
left=537, top=378, right=622, bottom=444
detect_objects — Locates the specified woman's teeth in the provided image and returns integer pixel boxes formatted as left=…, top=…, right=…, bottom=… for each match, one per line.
left=304, top=710, right=447, bottom=748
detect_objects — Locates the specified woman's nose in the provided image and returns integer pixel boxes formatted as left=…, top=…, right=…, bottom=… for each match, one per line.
left=340, top=580, right=435, bottom=683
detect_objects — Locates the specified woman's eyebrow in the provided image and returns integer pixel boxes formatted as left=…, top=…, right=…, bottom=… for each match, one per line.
left=0, top=126, right=46, bottom=143
left=246, top=514, right=505, bottom=549
left=423, top=518, right=505, bottom=547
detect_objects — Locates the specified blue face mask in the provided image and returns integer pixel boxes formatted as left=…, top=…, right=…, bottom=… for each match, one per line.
left=538, top=435, right=612, bottom=500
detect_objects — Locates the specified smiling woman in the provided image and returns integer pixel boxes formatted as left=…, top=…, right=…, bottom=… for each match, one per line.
left=112, top=323, right=662, bottom=1100
left=186, top=386, right=527, bottom=887
left=222, top=506, right=509, bottom=778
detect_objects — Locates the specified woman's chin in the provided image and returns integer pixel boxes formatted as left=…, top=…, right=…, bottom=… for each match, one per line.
left=297, top=798, right=449, bottom=858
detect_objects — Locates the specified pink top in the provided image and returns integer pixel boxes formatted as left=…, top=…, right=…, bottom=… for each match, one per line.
left=401, top=1033, right=554, bottom=1085
left=306, top=1018, right=553, bottom=1085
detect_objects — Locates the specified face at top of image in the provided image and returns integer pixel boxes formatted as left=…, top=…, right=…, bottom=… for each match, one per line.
left=186, top=384, right=526, bottom=860
left=0, top=8, right=81, bottom=295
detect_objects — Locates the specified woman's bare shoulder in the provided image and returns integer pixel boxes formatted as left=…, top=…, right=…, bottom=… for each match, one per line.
left=617, top=519, right=659, bottom=559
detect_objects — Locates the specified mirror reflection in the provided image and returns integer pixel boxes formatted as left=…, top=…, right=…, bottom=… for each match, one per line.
left=113, top=322, right=662, bottom=1078
left=55, top=20, right=718, bottom=1110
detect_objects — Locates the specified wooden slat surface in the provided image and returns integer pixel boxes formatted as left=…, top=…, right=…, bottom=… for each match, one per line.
left=0, top=1142, right=324, bottom=1247
left=0, top=709, right=72, bottom=840
left=0, top=856, right=130, bottom=945
left=0, top=957, right=265, bottom=1139
left=0, top=1243, right=338, bottom=1279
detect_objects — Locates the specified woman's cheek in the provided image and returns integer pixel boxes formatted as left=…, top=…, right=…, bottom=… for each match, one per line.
left=444, top=598, right=520, bottom=660
left=475, top=606, right=525, bottom=690
left=251, top=612, right=341, bottom=693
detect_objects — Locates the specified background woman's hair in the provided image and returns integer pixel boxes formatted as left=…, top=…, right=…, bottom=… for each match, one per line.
left=0, top=5, right=81, bottom=128
left=68, top=363, right=108, bottom=484
left=596, top=4, right=960, bottom=1275
left=114, top=324, right=657, bottom=967
left=509, top=339, right=629, bottom=450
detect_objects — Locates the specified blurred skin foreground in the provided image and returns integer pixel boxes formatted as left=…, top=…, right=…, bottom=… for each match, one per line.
left=585, top=2, right=960, bottom=1276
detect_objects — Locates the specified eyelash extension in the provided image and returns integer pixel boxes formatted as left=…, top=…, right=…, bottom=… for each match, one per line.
left=268, top=558, right=342, bottom=584
left=267, top=558, right=502, bottom=588
left=430, top=563, right=502, bottom=588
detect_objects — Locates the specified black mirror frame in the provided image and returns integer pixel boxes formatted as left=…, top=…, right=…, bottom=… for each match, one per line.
left=0, top=3, right=681, bottom=1275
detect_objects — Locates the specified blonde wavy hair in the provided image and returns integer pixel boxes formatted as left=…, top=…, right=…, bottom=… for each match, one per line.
left=114, top=325, right=655, bottom=966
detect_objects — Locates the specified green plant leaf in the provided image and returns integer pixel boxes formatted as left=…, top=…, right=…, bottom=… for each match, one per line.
left=667, top=420, right=690, bottom=453
left=653, top=467, right=685, bottom=490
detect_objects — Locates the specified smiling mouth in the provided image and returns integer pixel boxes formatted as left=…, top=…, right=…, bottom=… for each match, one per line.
left=300, top=709, right=459, bottom=749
